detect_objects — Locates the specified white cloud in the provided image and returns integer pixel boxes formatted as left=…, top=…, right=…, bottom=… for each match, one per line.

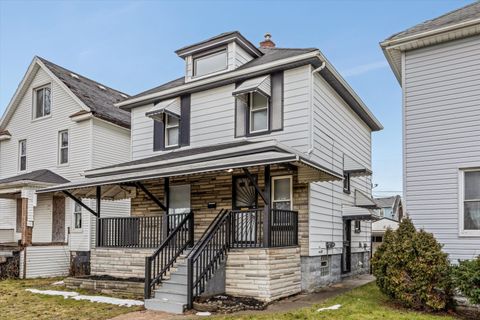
left=342, top=60, right=389, bottom=77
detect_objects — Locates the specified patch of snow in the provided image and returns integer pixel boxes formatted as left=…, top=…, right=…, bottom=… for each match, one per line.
left=25, top=289, right=143, bottom=307
left=317, top=304, right=342, bottom=312
left=196, top=311, right=212, bottom=316
left=51, top=280, right=65, bottom=286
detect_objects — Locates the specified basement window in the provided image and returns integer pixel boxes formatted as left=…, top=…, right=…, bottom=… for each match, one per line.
left=320, top=255, right=330, bottom=277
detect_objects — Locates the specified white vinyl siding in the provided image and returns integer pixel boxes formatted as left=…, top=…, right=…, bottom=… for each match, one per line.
left=309, top=69, right=373, bottom=256
left=130, top=66, right=311, bottom=160
left=20, top=245, right=70, bottom=278
left=404, top=35, right=480, bottom=261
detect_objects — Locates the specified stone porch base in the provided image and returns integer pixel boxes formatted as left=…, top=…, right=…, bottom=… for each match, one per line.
left=91, top=248, right=154, bottom=279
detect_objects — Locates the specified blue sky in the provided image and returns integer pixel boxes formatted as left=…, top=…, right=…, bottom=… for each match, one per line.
left=0, top=0, right=473, bottom=196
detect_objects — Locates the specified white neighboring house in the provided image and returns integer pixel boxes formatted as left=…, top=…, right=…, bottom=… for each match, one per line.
left=0, top=56, right=131, bottom=278
left=381, top=2, right=480, bottom=261
left=39, top=32, right=383, bottom=313
left=371, top=195, right=403, bottom=254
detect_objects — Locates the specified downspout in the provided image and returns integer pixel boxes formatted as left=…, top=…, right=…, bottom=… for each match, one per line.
left=307, top=58, right=326, bottom=156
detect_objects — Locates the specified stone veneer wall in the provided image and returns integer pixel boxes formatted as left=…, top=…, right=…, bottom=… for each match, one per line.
left=130, top=166, right=309, bottom=255
left=225, top=247, right=301, bottom=302
left=90, top=248, right=154, bottom=279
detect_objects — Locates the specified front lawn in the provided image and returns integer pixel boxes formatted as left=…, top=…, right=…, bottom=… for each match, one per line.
left=216, top=283, right=459, bottom=320
left=0, top=278, right=143, bottom=320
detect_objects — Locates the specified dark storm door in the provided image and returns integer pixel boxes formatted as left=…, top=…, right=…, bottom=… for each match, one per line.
left=342, top=219, right=352, bottom=274
left=52, top=196, right=66, bottom=242
left=232, top=175, right=258, bottom=243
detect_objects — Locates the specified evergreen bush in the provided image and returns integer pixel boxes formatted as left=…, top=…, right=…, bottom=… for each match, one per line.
left=371, top=218, right=452, bottom=311
left=452, top=256, right=480, bottom=305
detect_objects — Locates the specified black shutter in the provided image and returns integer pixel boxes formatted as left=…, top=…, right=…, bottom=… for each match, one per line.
left=270, top=71, right=284, bottom=131
left=179, top=95, right=191, bottom=146
left=153, top=117, right=165, bottom=151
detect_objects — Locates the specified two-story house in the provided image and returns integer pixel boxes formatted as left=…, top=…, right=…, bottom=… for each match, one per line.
left=0, top=57, right=131, bottom=278
left=40, top=32, right=382, bottom=313
left=381, top=2, right=480, bottom=262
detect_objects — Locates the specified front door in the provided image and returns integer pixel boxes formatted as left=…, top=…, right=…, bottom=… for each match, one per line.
left=342, top=219, right=352, bottom=274
left=232, top=175, right=258, bottom=243
left=52, top=196, right=65, bottom=242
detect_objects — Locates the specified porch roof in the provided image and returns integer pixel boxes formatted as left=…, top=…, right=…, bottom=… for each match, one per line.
left=0, top=169, right=69, bottom=196
left=342, top=205, right=380, bottom=221
left=37, top=140, right=343, bottom=198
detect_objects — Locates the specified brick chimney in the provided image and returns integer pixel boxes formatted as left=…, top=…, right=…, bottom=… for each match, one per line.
left=259, top=33, right=275, bottom=48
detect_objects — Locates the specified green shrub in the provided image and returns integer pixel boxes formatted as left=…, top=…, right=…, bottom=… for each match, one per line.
left=452, top=256, right=480, bottom=305
left=371, top=218, right=452, bottom=311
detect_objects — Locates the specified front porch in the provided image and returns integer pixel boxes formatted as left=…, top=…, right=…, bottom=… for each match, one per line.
left=38, top=140, right=343, bottom=312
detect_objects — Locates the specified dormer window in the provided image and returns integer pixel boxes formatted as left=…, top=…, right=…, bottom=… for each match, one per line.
left=249, top=92, right=269, bottom=134
left=34, top=84, right=51, bottom=119
left=193, top=48, right=227, bottom=77
left=165, top=115, right=180, bottom=147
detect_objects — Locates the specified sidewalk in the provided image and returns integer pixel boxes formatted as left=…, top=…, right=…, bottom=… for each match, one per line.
left=110, top=274, right=375, bottom=320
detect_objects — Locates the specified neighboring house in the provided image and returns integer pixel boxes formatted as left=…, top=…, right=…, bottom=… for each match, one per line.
left=374, top=195, right=403, bottom=221
left=0, top=57, right=131, bottom=278
left=381, top=2, right=480, bottom=262
left=40, top=32, right=382, bottom=313
left=371, top=195, right=403, bottom=254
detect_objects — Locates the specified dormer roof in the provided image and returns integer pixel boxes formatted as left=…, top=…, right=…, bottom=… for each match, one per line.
left=174, top=31, right=263, bottom=58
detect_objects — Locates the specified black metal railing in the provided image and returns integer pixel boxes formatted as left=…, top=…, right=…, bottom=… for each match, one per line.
left=97, top=216, right=163, bottom=248
left=144, top=210, right=194, bottom=299
left=187, top=209, right=231, bottom=308
left=270, top=209, right=298, bottom=247
left=231, top=209, right=264, bottom=248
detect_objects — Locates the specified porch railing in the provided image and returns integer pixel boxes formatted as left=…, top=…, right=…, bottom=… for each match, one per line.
left=270, top=209, right=298, bottom=247
left=144, top=210, right=194, bottom=299
left=97, top=213, right=189, bottom=248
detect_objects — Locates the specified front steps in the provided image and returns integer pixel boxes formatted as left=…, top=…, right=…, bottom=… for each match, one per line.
left=144, top=251, right=190, bottom=313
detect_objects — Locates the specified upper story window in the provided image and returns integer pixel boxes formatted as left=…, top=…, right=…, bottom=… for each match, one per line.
left=34, top=84, right=51, bottom=119
left=460, top=170, right=480, bottom=235
left=343, top=173, right=351, bottom=194
left=19, top=139, right=26, bottom=171
left=165, top=115, right=180, bottom=147
left=58, top=130, right=69, bottom=165
left=193, top=49, right=227, bottom=77
left=249, top=92, right=269, bottom=134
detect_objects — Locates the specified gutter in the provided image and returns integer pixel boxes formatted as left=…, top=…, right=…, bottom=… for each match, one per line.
left=307, top=61, right=326, bottom=155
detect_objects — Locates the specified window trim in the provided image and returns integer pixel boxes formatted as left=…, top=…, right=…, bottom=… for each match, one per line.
left=459, top=168, right=480, bottom=237
left=247, top=92, right=270, bottom=136
left=271, top=175, right=293, bottom=211
left=192, top=47, right=228, bottom=78
left=72, top=202, right=82, bottom=231
left=18, top=139, right=27, bottom=172
left=58, top=130, right=69, bottom=166
left=343, top=173, right=351, bottom=194
left=164, top=114, right=180, bottom=148
left=32, top=83, right=52, bottom=120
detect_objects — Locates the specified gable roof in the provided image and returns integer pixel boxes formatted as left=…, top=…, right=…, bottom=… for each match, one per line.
left=386, top=2, right=480, bottom=42
left=381, top=2, right=480, bottom=82
left=37, top=57, right=131, bottom=128
left=0, top=56, right=131, bottom=130
left=374, top=196, right=397, bottom=208
left=0, top=169, right=69, bottom=185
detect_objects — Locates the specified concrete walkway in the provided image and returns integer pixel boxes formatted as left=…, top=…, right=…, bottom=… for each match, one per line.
left=111, top=274, right=375, bottom=320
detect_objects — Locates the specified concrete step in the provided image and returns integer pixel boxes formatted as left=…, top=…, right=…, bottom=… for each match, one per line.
left=0, top=251, right=13, bottom=257
left=161, top=281, right=187, bottom=294
left=145, top=298, right=186, bottom=314
left=154, top=290, right=188, bottom=304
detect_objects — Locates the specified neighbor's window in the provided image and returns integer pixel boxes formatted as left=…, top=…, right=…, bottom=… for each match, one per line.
left=34, top=85, right=51, bottom=119
left=354, top=220, right=361, bottom=233
left=193, top=49, right=227, bottom=77
left=58, top=130, right=69, bottom=164
left=343, top=173, right=351, bottom=194
left=249, top=92, right=269, bottom=134
left=73, top=203, right=82, bottom=229
left=19, top=140, right=27, bottom=171
left=272, top=176, right=293, bottom=211
left=462, top=170, right=480, bottom=233
left=164, top=115, right=179, bottom=147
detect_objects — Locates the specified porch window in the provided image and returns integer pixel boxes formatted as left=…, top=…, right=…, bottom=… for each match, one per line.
left=58, top=130, right=69, bottom=164
left=169, top=184, right=191, bottom=214
left=193, top=48, right=227, bottom=77
left=165, top=114, right=179, bottom=147
left=272, top=176, right=292, bottom=210
left=460, top=170, right=480, bottom=235
left=34, top=84, right=51, bottom=119
left=19, top=140, right=27, bottom=171
left=73, top=203, right=82, bottom=229
left=249, top=92, right=269, bottom=134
